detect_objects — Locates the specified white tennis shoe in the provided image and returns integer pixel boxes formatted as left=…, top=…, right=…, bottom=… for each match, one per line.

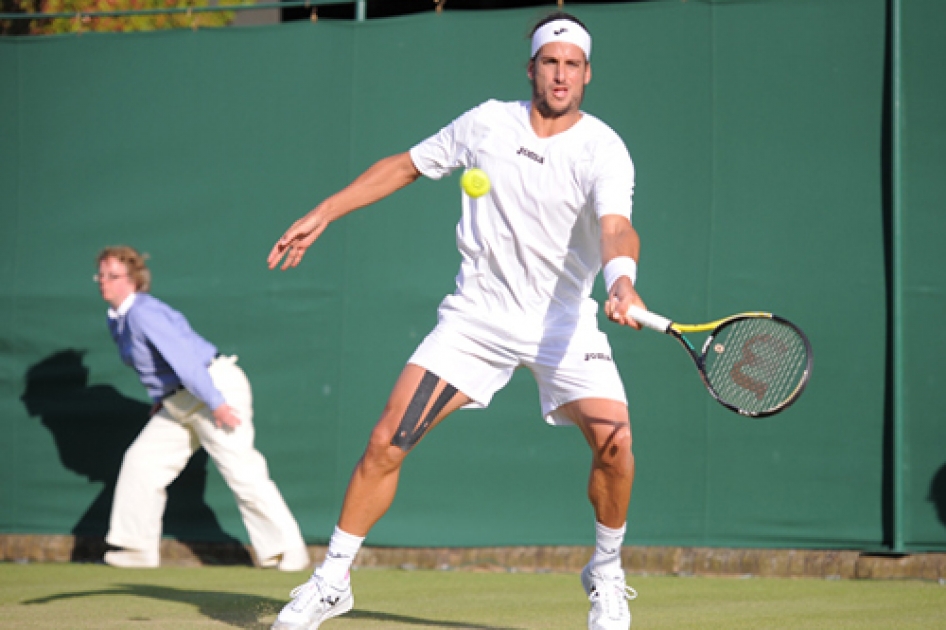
left=581, top=564, right=638, bottom=630
left=271, top=573, right=353, bottom=630
left=103, top=549, right=159, bottom=568
left=277, top=546, right=313, bottom=572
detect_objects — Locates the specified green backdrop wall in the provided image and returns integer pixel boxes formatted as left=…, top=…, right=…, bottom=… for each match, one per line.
left=1, top=0, right=943, bottom=552
left=898, top=0, right=946, bottom=552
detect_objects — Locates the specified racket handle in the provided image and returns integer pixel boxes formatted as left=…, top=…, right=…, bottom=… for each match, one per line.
left=627, top=306, right=673, bottom=333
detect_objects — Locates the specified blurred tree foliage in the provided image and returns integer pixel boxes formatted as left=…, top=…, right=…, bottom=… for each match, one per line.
left=1, top=0, right=248, bottom=35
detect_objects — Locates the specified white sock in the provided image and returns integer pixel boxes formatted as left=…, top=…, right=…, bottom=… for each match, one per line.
left=315, top=526, right=364, bottom=585
left=590, top=521, right=625, bottom=578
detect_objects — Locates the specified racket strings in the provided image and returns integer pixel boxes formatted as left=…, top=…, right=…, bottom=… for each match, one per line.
left=702, top=317, right=809, bottom=414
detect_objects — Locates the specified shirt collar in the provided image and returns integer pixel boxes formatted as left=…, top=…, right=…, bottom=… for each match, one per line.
left=108, top=292, right=138, bottom=320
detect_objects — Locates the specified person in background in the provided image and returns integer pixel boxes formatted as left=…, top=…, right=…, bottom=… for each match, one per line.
left=95, top=245, right=309, bottom=571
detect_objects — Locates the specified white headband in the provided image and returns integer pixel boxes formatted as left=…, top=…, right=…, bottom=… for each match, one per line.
left=531, top=19, right=592, bottom=61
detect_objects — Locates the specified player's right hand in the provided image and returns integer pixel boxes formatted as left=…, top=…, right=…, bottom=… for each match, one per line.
left=267, top=211, right=327, bottom=270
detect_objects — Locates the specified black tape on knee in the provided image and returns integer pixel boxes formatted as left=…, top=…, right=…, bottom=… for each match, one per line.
left=391, top=371, right=457, bottom=452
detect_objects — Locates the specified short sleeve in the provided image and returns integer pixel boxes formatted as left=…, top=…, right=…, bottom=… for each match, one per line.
left=591, top=134, right=635, bottom=222
left=409, top=102, right=489, bottom=181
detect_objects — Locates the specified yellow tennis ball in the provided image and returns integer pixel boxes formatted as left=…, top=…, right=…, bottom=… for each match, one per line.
left=460, top=167, right=491, bottom=198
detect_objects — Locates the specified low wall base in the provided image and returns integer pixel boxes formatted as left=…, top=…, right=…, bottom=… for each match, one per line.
left=2, top=534, right=944, bottom=581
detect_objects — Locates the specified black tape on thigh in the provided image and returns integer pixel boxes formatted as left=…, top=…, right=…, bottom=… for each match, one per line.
left=391, top=370, right=458, bottom=452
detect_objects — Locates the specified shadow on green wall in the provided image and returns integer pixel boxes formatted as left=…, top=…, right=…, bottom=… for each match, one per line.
left=929, top=464, right=946, bottom=529
left=20, top=349, right=253, bottom=565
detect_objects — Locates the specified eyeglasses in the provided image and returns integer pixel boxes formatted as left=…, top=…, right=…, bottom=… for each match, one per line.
left=93, top=273, right=128, bottom=283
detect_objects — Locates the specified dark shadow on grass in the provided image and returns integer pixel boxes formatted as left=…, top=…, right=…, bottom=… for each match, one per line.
left=346, top=609, right=523, bottom=629
left=24, top=584, right=282, bottom=629
left=23, top=584, right=524, bottom=629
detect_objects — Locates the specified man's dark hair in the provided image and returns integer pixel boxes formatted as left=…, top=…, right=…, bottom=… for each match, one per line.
left=530, top=11, right=590, bottom=38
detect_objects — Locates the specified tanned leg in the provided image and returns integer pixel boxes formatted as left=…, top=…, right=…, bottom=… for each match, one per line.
left=337, top=363, right=470, bottom=536
left=561, top=398, right=634, bottom=528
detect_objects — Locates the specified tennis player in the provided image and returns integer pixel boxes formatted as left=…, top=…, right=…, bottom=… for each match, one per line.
left=269, top=12, right=644, bottom=630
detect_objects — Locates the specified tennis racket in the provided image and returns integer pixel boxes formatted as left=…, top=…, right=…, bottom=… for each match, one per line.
left=627, top=306, right=812, bottom=417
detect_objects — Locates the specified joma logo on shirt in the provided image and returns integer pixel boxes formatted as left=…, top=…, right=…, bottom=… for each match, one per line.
left=516, top=146, right=545, bottom=164
left=585, top=352, right=612, bottom=362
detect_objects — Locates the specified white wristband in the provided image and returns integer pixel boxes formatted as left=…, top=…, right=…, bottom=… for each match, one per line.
left=603, top=256, right=637, bottom=292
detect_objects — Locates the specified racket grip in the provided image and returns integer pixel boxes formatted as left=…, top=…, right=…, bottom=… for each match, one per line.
left=627, top=306, right=673, bottom=333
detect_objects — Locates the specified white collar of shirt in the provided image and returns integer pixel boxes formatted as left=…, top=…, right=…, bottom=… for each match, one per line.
left=108, top=292, right=138, bottom=320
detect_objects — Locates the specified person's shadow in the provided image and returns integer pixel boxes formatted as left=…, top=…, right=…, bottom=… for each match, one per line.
left=21, top=349, right=252, bottom=565
left=23, top=584, right=524, bottom=629
left=929, top=463, right=946, bottom=528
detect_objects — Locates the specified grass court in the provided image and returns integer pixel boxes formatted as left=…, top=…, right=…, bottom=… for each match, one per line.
left=1, top=562, right=944, bottom=629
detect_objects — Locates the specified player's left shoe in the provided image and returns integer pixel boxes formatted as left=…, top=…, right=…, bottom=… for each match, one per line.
left=271, top=573, right=353, bottom=630
left=581, top=564, right=638, bottom=630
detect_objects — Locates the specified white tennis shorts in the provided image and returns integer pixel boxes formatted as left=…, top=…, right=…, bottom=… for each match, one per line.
left=408, top=316, right=627, bottom=426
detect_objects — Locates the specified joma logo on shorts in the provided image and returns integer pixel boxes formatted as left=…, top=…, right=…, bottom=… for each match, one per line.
left=585, top=352, right=612, bottom=362
left=516, top=146, right=545, bottom=164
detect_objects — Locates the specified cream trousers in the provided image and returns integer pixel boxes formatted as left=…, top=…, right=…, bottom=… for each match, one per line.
left=106, top=355, right=304, bottom=565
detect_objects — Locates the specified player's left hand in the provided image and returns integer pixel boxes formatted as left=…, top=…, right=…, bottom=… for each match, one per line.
left=213, top=403, right=243, bottom=431
left=605, top=277, right=644, bottom=330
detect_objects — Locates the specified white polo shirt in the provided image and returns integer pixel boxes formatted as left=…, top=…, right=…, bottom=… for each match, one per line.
left=410, top=99, right=635, bottom=342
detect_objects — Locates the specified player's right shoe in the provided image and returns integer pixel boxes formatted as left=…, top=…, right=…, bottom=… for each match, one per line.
left=581, top=564, right=638, bottom=630
left=271, top=573, right=353, bottom=630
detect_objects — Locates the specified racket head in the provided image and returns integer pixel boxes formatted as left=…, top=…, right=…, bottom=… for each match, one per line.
left=694, top=314, right=812, bottom=417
